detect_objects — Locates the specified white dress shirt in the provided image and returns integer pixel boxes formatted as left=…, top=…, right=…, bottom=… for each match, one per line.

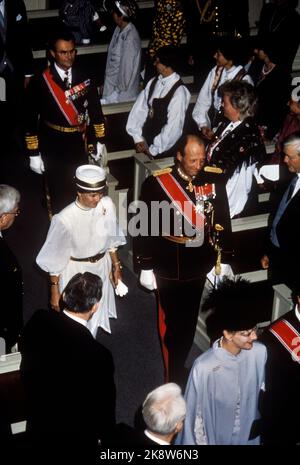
left=126, top=72, right=190, bottom=156
left=192, top=65, right=253, bottom=129
left=54, top=62, right=73, bottom=85
left=63, top=310, right=88, bottom=328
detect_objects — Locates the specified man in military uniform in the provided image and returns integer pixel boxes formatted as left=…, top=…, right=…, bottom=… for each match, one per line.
left=25, top=29, right=106, bottom=214
left=134, top=134, right=232, bottom=385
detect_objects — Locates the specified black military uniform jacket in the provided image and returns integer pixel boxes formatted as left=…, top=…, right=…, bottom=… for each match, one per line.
left=0, top=0, right=33, bottom=78
left=260, top=309, right=300, bottom=445
left=25, top=63, right=105, bottom=155
left=209, top=117, right=266, bottom=179
left=134, top=165, right=232, bottom=280
left=0, top=236, right=23, bottom=351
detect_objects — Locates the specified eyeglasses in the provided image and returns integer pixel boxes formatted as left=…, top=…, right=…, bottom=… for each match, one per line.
left=238, top=326, right=259, bottom=338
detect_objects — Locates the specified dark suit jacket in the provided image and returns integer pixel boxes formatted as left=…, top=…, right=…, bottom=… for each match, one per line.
left=19, top=309, right=116, bottom=442
left=265, top=173, right=300, bottom=291
left=260, top=310, right=300, bottom=444
left=0, top=0, right=33, bottom=78
left=0, top=236, right=23, bottom=351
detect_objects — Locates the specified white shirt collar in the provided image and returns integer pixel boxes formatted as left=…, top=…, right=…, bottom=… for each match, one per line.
left=295, top=304, right=300, bottom=323
left=144, top=430, right=170, bottom=445
left=54, top=62, right=72, bottom=83
left=158, top=72, right=178, bottom=85
left=63, top=310, right=88, bottom=327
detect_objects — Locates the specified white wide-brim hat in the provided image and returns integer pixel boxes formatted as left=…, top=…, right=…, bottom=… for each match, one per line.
left=75, top=165, right=107, bottom=191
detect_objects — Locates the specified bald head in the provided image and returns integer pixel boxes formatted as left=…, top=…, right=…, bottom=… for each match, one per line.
left=176, top=134, right=206, bottom=178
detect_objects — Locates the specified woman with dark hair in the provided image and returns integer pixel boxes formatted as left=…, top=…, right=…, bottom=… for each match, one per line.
left=207, top=80, right=266, bottom=218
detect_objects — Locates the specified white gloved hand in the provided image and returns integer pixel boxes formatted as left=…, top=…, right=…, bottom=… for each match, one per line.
left=89, top=142, right=108, bottom=168
left=115, top=279, right=128, bottom=297
left=140, top=269, right=157, bottom=291
left=29, top=154, right=45, bottom=175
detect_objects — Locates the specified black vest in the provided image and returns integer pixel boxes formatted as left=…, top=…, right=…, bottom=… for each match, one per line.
left=142, top=76, right=183, bottom=157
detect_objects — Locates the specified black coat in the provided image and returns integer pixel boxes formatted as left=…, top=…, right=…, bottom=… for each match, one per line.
left=19, top=309, right=116, bottom=442
left=0, top=236, right=23, bottom=351
left=260, top=310, right=300, bottom=445
left=0, top=0, right=33, bottom=78
left=265, top=173, right=300, bottom=292
left=256, top=65, right=291, bottom=140
left=209, top=117, right=267, bottom=179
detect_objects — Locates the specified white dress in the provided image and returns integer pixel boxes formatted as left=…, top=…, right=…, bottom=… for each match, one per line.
left=102, top=22, right=141, bottom=104
left=36, top=196, right=126, bottom=336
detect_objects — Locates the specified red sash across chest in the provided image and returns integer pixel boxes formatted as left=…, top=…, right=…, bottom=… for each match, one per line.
left=43, top=68, right=79, bottom=126
left=156, top=173, right=205, bottom=234
left=270, top=319, right=300, bottom=363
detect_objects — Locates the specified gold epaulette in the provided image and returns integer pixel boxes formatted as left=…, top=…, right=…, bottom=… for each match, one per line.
left=94, top=123, right=105, bottom=138
left=25, top=134, right=39, bottom=151
left=204, top=166, right=223, bottom=174
left=152, top=167, right=173, bottom=177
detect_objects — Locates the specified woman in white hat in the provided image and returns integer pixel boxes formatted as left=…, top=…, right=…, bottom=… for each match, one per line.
left=36, top=165, right=126, bottom=336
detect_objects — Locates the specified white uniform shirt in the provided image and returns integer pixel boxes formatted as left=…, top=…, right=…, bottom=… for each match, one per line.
left=126, top=72, right=191, bottom=156
left=192, top=65, right=253, bottom=129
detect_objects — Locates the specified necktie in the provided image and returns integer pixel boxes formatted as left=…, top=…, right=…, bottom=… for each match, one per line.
left=64, top=71, right=71, bottom=89
left=286, top=176, right=297, bottom=203
left=270, top=176, right=297, bottom=247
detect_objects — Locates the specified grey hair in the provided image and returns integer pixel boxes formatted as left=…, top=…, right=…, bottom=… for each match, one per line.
left=0, top=185, right=20, bottom=216
left=218, top=80, right=257, bottom=120
left=283, top=131, right=300, bottom=155
left=142, top=383, right=186, bottom=435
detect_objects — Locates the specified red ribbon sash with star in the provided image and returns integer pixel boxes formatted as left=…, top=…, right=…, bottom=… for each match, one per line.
left=156, top=173, right=205, bottom=234
left=43, top=68, right=79, bottom=126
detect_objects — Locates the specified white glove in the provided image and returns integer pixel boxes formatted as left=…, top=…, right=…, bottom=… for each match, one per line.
left=89, top=142, right=108, bottom=168
left=29, top=154, right=45, bottom=175
left=140, top=269, right=157, bottom=291
left=115, top=279, right=128, bottom=297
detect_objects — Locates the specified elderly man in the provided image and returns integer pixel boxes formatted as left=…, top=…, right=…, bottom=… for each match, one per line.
left=261, top=131, right=300, bottom=293
left=0, top=184, right=23, bottom=353
left=20, top=272, right=116, bottom=457
left=260, top=287, right=300, bottom=445
left=177, top=278, right=267, bottom=445
left=25, top=29, right=106, bottom=214
left=36, top=165, right=126, bottom=337
left=134, top=134, right=232, bottom=384
left=141, top=383, right=186, bottom=445
left=126, top=45, right=190, bottom=159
